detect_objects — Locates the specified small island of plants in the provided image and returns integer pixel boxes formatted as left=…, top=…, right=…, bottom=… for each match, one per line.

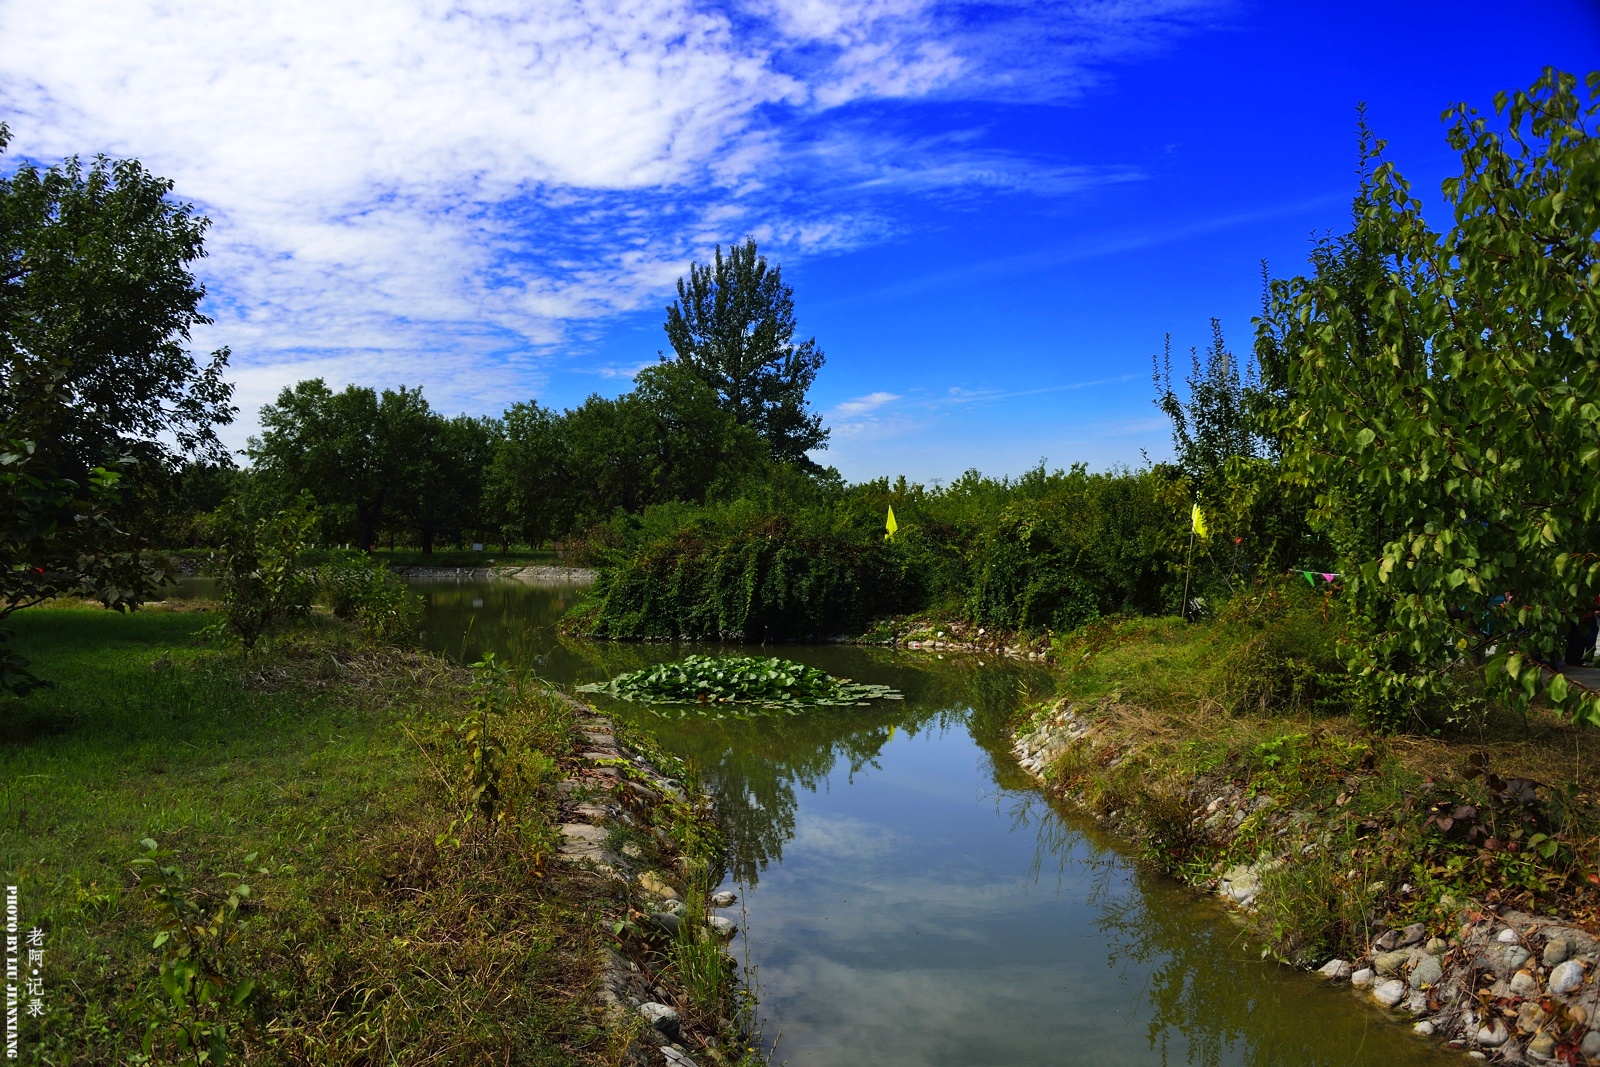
left=577, top=653, right=902, bottom=714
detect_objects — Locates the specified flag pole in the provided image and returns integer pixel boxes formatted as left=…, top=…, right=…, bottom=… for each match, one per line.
left=1181, top=526, right=1196, bottom=622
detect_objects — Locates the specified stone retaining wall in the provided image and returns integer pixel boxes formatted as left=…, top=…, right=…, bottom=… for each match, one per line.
left=552, top=700, right=745, bottom=1066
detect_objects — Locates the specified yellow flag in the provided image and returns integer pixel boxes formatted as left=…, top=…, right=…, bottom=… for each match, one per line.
left=885, top=505, right=899, bottom=542
left=1191, top=502, right=1209, bottom=540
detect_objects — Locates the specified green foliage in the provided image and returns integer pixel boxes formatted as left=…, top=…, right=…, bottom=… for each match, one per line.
left=315, top=550, right=421, bottom=645
left=232, top=239, right=826, bottom=555
left=963, top=464, right=1184, bottom=631
left=250, top=379, right=491, bottom=554
left=578, top=499, right=908, bottom=641
left=577, top=654, right=901, bottom=713
left=442, top=655, right=514, bottom=838
left=663, top=237, right=827, bottom=465
left=435, top=654, right=564, bottom=853
left=1153, top=320, right=1323, bottom=599
left=1210, top=583, right=1355, bottom=718
left=204, top=493, right=318, bottom=649
left=1262, top=69, right=1600, bottom=727
left=6, top=608, right=605, bottom=1063
left=1154, top=321, right=1261, bottom=494
left=576, top=462, right=1201, bottom=641
left=0, top=439, right=163, bottom=694
left=0, top=123, right=235, bottom=481
left=554, top=363, right=772, bottom=532
left=130, top=839, right=280, bottom=1065
left=485, top=399, right=571, bottom=547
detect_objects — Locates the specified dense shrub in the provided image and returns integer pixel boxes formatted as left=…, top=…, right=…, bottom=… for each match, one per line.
left=203, top=493, right=318, bottom=649
left=1211, top=582, right=1353, bottom=718
left=963, top=466, right=1183, bottom=631
left=316, top=551, right=422, bottom=645
left=574, top=500, right=912, bottom=641
left=576, top=463, right=1194, bottom=639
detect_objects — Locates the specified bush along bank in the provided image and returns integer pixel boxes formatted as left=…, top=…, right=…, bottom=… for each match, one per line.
left=550, top=700, right=759, bottom=1066
left=1012, top=690, right=1600, bottom=1062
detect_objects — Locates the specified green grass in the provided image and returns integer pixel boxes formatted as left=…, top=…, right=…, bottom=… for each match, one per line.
left=2, top=605, right=618, bottom=1064
left=1025, top=587, right=1600, bottom=962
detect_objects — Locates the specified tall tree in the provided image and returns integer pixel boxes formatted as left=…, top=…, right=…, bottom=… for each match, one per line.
left=561, top=392, right=662, bottom=525
left=251, top=380, right=390, bottom=549
left=662, top=238, right=827, bottom=465
left=1153, top=320, right=1258, bottom=495
left=485, top=401, right=570, bottom=548
left=0, top=124, right=234, bottom=478
left=632, top=358, right=769, bottom=503
left=1265, top=70, right=1600, bottom=727
left=434, top=414, right=502, bottom=548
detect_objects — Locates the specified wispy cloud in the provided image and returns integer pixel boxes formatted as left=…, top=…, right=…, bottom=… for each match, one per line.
left=817, top=193, right=1346, bottom=310
left=834, top=391, right=902, bottom=417
left=0, top=0, right=1223, bottom=432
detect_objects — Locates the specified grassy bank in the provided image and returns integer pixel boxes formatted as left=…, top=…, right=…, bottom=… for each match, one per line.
left=1, top=605, right=678, bottom=1064
left=1014, top=587, right=1600, bottom=965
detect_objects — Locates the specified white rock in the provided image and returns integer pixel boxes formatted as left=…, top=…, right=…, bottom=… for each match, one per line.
left=1475, top=1019, right=1509, bottom=1048
left=1219, top=864, right=1263, bottom=908
left=640, top=1002, right=680, bottom=1038
left=1412, top=1021, right=1434, bottom=1035
left=706, top=916, right=737, bottom=939
left=710, top=890, right=737, bottom=908
left=1497, top=927, right=1521, bottom=944
left=662, top=1049, right=699, bottom=1067
left=1549, top=958, right=1585, bottom=995
left=1318, top=959, right=1353, bottom=980
left=1583, top=1030, right=1600, bottom=1059
left=1373, top=979, right=1407, bottom=1007
left=1509, top=970, right=1539, bottom=997
left=1351, top=968, right=1374, bottom=988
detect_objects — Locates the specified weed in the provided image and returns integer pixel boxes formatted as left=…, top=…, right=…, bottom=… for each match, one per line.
left=129, top=839, right=284, bottom=1064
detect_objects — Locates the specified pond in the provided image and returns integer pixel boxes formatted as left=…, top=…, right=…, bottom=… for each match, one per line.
left=373, top=577, right=1461, bottom=1064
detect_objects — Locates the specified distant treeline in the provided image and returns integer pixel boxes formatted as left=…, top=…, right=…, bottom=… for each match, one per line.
left=174, top=359, right=799, bottom=553
left=165, top=238, right=831, bottom=553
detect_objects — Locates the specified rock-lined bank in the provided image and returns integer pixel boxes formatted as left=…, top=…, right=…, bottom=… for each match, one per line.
left=845, top=616, right=1055, bottom=661
left=552, top=700, right=750, bottom=1067
left=1014, top=702, right=1600, bottom=1064
left=391, top=564, right=598, bottom=582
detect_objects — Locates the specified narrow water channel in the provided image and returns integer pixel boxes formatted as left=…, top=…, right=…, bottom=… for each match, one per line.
left=413, top=576, right=1453, bottom=1066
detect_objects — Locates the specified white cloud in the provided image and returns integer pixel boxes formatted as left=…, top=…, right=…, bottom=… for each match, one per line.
left=0, top=0, right=1220, bottom=441
left=834, top=391, right=902, bottom=417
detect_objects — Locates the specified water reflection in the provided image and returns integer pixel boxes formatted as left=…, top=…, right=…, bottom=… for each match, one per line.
left=412, top=579, right=1455, bottom=1066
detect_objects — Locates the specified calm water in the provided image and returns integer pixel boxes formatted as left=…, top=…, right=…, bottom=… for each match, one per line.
left=241, top=576, right=1461, bottom=1065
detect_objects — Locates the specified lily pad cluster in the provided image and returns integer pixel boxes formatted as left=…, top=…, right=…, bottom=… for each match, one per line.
left=576, top=654, right=902, bottom=714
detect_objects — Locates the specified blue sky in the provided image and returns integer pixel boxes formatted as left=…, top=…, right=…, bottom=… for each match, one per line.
left=3, top=0, right=1597, bottom=482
